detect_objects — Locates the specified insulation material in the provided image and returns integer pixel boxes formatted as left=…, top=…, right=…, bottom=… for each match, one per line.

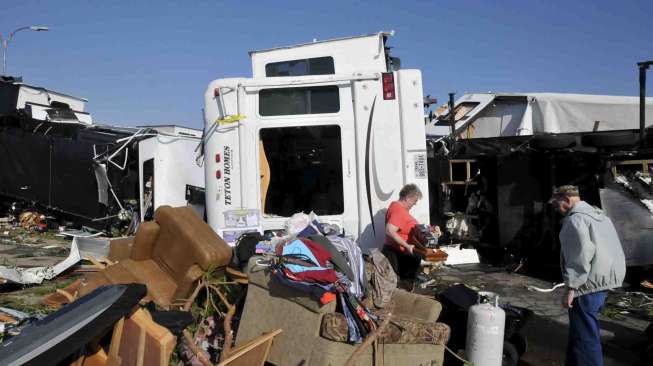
left=440, top=244, right=480, bottom=265
left=600, top=188, right=653, bottom=267
left=0, top=237, right=81, bottom=284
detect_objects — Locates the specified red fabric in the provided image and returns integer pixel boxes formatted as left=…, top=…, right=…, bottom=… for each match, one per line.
left=283, top=267, right=339, bottom=284
left=385, top=201, right=417, bottom=253
left=300, top=238, right=332, bottom=266
left=275, top=238, right=332, bottom=267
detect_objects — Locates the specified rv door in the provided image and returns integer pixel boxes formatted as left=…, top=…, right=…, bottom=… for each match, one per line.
left=244, top=80, right=359, bottom=235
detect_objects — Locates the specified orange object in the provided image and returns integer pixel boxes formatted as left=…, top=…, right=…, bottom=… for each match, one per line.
left=320, top=292, right=336, bottom=305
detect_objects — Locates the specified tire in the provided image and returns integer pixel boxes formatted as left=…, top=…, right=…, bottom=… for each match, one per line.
left=530, top=134, right=576, bottom=150
left=581, top=132, right=640, bottom=148
left=510, top=333, right=528, bottom=356
left=502, top=341, right=520, bottom=366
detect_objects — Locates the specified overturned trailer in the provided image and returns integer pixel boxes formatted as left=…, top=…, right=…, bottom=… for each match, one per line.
left=0, top=77, right=205, bottom=232
left=426, top=92, right=653, bottom=271
left=203, top=31, right=430, bottom=252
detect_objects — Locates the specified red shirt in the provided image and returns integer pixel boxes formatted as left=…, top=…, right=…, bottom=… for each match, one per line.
left=385, top=201, right=417, bottom=252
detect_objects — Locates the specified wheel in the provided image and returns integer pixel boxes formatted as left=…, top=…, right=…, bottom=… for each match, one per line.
left=510, top=333, right=528, bottom=356
left=581, top=132, right=640, bottom=148
left=530, top=134, right=576, bottom=150
left=502, top=341, right=520, bottom=366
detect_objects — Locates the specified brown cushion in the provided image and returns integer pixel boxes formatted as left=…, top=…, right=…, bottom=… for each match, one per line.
left=131, top=222, right=160, bottom=260
left=152, top=206, right=232, bottom=279
left=119, top=259, right=177, bottom=306
left=320, top=313, right=450, bottom=345
left=108, top=237, right=134, bottom=262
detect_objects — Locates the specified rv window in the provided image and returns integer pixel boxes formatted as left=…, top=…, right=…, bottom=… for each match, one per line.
left=259, top=86, right=339, bottom=116
left=260, top=125, right=344, bottom=216
left=265, top=56, right=335, bottom=77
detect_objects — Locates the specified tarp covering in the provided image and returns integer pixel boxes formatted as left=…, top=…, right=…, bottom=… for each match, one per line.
left=429, top=92, right=653, bottom=138
left=529, top=93, right=653, bottom=134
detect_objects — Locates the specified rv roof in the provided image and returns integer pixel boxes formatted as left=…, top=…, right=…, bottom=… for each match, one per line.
left=0, top=79, right=89, bottom=102
left=248, top=30, right=394, bottom=55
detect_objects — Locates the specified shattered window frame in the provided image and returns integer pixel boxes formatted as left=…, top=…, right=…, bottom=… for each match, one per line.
left=259, top=124, right=344, bottom=217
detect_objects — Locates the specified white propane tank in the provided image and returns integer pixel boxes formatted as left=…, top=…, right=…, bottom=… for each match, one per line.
left=465, top=291, right=506, bottom=366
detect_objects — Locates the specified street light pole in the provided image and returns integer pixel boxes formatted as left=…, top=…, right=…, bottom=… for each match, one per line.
left=0, top=25, right=49, bottom=76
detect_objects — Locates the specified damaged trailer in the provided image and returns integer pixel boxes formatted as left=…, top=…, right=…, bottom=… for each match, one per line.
left=202, top=31, right=431, bottom=252
left=0, top=77, right=205, bottom=232
left=426, top=92, right=653, bottom=272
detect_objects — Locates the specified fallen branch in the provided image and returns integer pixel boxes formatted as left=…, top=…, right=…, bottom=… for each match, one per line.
left=183, top=280, right=204, bottom=312
left=183, top=329, right=212, bottom=366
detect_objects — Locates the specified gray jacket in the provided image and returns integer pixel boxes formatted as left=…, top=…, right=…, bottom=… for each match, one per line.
left=559, top=201, right=626, bottom=297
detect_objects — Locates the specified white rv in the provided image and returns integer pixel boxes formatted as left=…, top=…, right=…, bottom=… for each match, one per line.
left=203, top=32, right=430, bottom=252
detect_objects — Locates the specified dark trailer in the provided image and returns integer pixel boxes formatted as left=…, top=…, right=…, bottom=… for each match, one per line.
left=426, top=91, right=653, bottom=274
left=0, top=77, right=205, bottom=232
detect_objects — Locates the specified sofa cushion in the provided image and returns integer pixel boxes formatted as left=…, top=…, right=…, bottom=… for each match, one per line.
left=310, top=336, right=445, bottom=366
left=119, top=259, right=177, bottom=306
left=108, top=237, right=134, bottom=262
left=391, top=289, right=442, bottom=323
left=152, top=206, right=232, bottom=278
left=131, top=222, right=160, bottom=260
left=320, top=312, right=450, bottom=345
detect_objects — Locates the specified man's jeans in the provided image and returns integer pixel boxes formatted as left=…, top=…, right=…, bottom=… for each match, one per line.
left=566, top=291, right=608, bottom=366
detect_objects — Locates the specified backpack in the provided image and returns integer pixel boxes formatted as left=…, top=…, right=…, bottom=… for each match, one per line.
left=234, top=231, right=264, bottom=270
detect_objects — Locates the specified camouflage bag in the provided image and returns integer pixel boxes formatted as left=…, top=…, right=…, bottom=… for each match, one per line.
left=320, top=313, right=450, bottom=345
left=320, top=313, right=350, bottom=342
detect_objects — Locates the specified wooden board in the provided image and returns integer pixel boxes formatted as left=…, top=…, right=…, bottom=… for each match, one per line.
left=109, top=309, right=176, bottom=366
left=218, top=329, right=282, bottom=366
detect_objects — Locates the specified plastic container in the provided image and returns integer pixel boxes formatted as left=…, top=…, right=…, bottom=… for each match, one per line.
left=218, top=227, right=261, bottom=246
left=223, top=209, right=259, bottom=228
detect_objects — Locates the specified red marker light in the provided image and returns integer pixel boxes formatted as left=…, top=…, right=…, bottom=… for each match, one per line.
left=214, top=88, right=220, bottom=97
left=382, top=72, right=395, bottom=100
left=216, top=170, right=222, bottom=179
left=215, top=153, right=221, bottom=163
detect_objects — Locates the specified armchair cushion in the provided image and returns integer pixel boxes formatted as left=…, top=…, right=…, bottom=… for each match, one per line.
left=391, top=289, right=442, bottom=323
left=78, top=206, right=232, bottom=307
left=130, top=221, right=160, bottom=260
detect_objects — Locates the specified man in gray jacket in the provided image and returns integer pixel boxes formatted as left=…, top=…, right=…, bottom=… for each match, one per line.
left=550, top=185, right=626, bottom=366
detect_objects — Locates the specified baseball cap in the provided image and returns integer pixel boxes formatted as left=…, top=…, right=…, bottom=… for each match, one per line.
left=548, top=185, right=579, bottom=204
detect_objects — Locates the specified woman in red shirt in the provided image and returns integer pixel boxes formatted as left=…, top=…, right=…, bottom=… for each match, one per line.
left=383, top=183, right=423, bottom=289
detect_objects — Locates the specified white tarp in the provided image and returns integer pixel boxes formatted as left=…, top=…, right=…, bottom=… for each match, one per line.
left=428, top=92, right=653, bottom=138
left=529, top=93, right=653, bottom=134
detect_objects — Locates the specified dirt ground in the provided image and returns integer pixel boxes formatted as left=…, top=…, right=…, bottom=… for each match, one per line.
left=1, top=218, right=650, bottom=365
left=0, top=219, right=80, bottom=314
left=422, top=263, right=651, bottom=366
